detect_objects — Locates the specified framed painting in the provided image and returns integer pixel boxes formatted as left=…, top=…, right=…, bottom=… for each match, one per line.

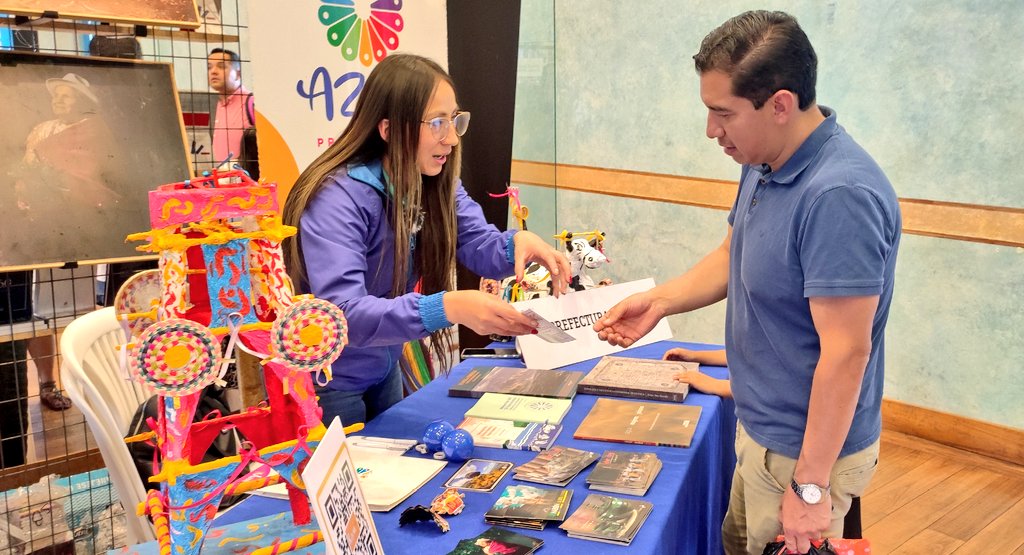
left=0, top=0, right=200, bottom=29
left=0, top=51, right=191, bottom=270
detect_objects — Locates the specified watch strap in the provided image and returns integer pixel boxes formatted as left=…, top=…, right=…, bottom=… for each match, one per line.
left=790, top=479, right=830, bottom=504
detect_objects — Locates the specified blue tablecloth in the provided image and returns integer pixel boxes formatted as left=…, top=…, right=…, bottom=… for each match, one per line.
left=221, top=340, right=736, bottom=554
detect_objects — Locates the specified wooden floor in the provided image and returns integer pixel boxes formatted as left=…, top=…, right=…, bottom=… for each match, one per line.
left=864, top=430, right=1024, bottom=554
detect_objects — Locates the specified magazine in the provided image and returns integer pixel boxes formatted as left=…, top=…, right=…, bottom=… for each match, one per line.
left=484, top=484, right=573, bottom=530
left=446, top=526, right=544, bottom=555
left=559, top=493, right=654, bottom=545
left=513, top=446, right=599, bottom=487
left=586, top=451, right=662, bottom=496
left=457, top=417, right=562, bottom=451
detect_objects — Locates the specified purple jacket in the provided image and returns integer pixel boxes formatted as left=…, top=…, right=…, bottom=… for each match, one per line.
left=300, top=159, right=517, bottom=391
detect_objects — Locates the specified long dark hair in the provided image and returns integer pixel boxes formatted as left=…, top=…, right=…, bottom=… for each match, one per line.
left=282, top=54, right=461, bottom=372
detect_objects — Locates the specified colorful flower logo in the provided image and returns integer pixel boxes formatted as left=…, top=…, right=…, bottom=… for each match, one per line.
left=318, top=0, right=404, bottom=67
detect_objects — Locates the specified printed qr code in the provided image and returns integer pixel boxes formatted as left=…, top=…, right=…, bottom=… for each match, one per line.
left=322, top=459, right=381, bottom=554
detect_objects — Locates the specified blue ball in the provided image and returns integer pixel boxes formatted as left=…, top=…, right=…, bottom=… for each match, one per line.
left=422, top=420, right=454, bottom=452
left=441, top=429, right=474, bottom=462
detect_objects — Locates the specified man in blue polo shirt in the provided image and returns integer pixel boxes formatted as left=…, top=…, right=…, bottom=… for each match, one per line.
left=595, top=10, right=901, bottom=555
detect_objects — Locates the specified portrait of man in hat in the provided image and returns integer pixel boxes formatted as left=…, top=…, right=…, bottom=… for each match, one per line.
left=1, top=54, right=191, bottom=269
left=21, top=72, right=119, bottom=211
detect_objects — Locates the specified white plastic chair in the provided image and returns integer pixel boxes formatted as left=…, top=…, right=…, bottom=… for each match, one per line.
left=60, top=307, right=155, bottom=545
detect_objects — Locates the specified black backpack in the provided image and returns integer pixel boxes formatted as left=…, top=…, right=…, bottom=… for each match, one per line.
left=126, top=384, right=237, bottom=491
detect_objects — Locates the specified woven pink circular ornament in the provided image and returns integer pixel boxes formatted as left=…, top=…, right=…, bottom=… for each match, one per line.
left=270, top=298, right=348, bottom=372
left=114, top=269, right=162, bottom=338
left=130, top=319, right=220, bottom=396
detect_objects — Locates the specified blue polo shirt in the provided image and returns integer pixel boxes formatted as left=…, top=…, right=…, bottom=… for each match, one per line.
left=726, top=107, right=901, bottom=459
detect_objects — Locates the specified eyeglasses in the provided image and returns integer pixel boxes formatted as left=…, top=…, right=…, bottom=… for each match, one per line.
left=421, top=111, right=471, bottom=141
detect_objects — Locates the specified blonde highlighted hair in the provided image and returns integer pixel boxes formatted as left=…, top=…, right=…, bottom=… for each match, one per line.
left=282, top=54, right=461, bottom=373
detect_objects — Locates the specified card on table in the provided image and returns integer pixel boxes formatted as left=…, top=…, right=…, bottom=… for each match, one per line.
left=444, top=459, right=513, bottom=492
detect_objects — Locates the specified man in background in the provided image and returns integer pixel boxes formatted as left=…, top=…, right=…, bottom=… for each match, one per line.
left=208, top=48, right=254, bottom=167
left=594, top=11, right=901, bottom=554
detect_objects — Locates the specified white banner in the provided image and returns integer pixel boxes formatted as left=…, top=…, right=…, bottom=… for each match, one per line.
left=513, top=278, right=673, bottom=369
left=248, top=0, right=448, bottom=202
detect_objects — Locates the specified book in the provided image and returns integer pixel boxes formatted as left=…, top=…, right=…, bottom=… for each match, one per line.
left=484, top=484, right=573, bottom=530
left=586, top=451, right=662, bottom=496
left=513, top=446, right=600, bottom=487
left=448, top=366, right=583, bottom=399
left=464, top=393, right=572, bottom=425
left=457, top=417, right=562, bottom=451
left=573, top=398, right=703, bottom=448
left=576, top=356, right=697, bottom=402
left=558, top=493, right=654, bottom=546
left=346, top=446, right=446, bottom=511
left=444, top=459, right=513, bottom=492
left=446, top=526, right=544, bottom=555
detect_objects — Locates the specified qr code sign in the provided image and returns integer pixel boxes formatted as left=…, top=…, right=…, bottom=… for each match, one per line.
left=323, top=459, right=381, bottom=554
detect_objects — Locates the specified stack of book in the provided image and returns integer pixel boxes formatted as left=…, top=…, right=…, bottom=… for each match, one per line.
left=483, top=484, right=573, bottom=531
left=457, top=417, right=562, bottom=451
left=586, top=451, right=662, bottom=496
left=464, top=392, right=572, bottom=425
left=576, top=356, right=697, bottom=402
left=446, top=526, right=544, bottom=555
left=512, top=446, right=599, bottom=487
left=448, top=366, right=584, bottom=399
left=559, top=493, right=654, bottom=546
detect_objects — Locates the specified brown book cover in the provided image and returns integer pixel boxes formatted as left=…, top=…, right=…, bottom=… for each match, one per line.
left=576, top=356, right=696, bottom=402
left=573, top=398, right=702, bottom=448
left=448, top=366, right=583, bottom=399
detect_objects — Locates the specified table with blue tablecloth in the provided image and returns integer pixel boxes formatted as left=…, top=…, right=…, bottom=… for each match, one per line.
left=211, top=339, right=736, bottom=554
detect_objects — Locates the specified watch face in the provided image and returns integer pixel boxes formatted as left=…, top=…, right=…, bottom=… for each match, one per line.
left=801, top=485, right=822, bottom=504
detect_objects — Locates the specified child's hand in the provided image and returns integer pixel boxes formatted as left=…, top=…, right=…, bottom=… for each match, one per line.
left=664, top=347, right=702, bottom=363
left=673, top=370, right=732, bottom=398
left=663, top=347, right=728, bottom=367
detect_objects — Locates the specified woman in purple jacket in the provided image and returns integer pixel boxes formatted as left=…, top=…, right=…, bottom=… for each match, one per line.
left=282, top=54, right=570, bottom=427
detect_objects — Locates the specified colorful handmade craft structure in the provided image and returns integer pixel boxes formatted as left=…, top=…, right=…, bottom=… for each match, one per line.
left=119, top=168, right=347, bottom=555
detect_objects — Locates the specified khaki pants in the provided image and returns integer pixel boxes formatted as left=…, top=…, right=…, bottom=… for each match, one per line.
left=722, top=423, right=880, bottom=555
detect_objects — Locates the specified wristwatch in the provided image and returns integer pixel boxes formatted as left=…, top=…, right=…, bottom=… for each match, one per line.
left=791, top=479, right=830, bottom=505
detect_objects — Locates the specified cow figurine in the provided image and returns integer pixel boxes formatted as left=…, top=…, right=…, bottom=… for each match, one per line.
left=560, top=231, right=610, bottom=291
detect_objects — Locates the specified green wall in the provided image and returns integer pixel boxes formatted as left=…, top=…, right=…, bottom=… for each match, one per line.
left=513, top=0, right=1024, bottom=428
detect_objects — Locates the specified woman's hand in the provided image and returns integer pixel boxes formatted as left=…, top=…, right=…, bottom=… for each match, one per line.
left=512, top=231, right=571, bottom=297
left=443, top=290, right=538, bottom=337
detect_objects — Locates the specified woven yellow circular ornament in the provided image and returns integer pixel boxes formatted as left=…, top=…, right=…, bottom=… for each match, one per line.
left=270, top=298, right=348, bottom=372
left=131, top=319, right=220, bottom=396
